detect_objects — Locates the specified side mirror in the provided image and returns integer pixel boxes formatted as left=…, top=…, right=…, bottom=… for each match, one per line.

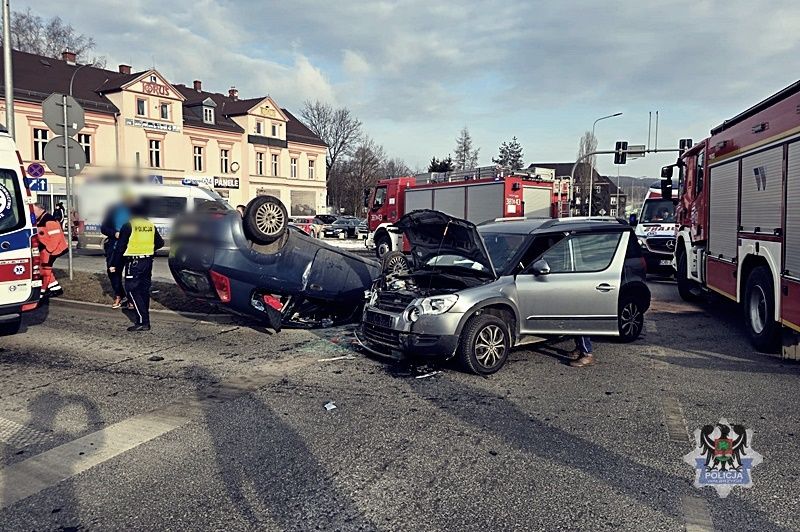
left=661, top=165, right=674, bottom=179
left=660, top=178, right=673, bottom=201
left=629, top=213, right=638, bottom=227
left=531, top=259, right=551, bottom=276
left=363, top=188, right=371, bottom=208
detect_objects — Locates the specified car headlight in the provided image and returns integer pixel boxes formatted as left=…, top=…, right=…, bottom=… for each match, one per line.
left=418, top=294, right=458, bottom=315
left=638, top=237, right=647, bottom=248
left=366, top=290, right=378, bottom=306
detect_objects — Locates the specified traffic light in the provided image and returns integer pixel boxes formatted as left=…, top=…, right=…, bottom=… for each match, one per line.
left=614, top=141, right=628, bottom=165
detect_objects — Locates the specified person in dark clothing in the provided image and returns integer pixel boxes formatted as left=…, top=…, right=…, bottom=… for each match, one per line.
left=52, top=202, right=65, bottom=224
left=109, top=205, right=164, bottom=331
left=101, top=201, right=132, bottom=308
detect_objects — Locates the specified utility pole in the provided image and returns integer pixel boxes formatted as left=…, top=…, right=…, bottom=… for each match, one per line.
left=2, top=0, right=13, bottom=139
left=587, top=112, right=622, bottom=216
left=61, top=93, right=73, bottom=278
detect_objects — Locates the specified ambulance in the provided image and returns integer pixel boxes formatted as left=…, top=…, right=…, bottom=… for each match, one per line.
left=631, top=182, right=678, bottom=274
left=0, top=130, right=42, bottom=335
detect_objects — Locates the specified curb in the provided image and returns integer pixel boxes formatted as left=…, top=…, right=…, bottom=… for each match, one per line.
left=51, top=297, right=237, bottom=325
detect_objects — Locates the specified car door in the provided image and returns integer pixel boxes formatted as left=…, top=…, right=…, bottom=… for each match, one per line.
left=515, top=231, right=628, bottom=336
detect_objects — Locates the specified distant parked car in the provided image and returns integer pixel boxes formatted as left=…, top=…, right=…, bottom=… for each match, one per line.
left=358, top=211, right=650, bottom=375
left=289, top=216, right=322, bottom=238
left=323, top=217, right=360, bottom=239
left=357, top=219, right=369, bottom=239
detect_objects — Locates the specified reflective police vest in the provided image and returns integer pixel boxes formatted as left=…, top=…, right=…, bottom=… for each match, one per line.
left=124, top=218, right=156, bottom=256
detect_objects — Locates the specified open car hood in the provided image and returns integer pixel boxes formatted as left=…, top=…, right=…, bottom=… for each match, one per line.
left=393, top=210, right=496, bottom=277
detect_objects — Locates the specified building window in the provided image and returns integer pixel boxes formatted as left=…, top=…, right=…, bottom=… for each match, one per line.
left=78, top=133, right=91, bottom=164
left=610, top=208, right=617, bottom=217
left=308, top=159, right=315, bottom=179
left=256, top=152, right=264, bottom=176
left=193, top=146, right=204, bottom=172
left=220, top=149, right=230, bottom=173
left=255, top=121, right=263, bottom=135
left=290, top=157, right=298, bottom=178
left=203, top=107, right=214, bottom=124
left=159, top=102, right=170, bottom=121
left=149, top=139, right=161, bottom=168
left=33, top=128, right=48, bottom=160
left=271, top=123, right=278, bottom=137
left=271, top=154, right=279, bottom=176
left=136, top=98, right=146, bottom=116
left=610, top=196, right=617, bottom=205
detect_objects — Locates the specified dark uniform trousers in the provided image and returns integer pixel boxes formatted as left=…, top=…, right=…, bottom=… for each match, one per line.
left=125, top=257, right=153, bottom=326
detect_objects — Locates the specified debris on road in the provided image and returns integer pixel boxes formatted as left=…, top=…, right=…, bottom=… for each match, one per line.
left=324, top=401, right=337, bottom=411
left=318, top=355, right=356, bottom=362
left=148, top=355, right=165, bottom=362
left=415, top=370, right=442, bottom=380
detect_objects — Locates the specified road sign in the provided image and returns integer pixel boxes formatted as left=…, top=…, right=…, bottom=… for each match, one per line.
left=599, top=208, right=607, bottom=216
left=43, top=136, right=86, bottom=177
left=627, top=144, right=646, bottom=159
left=25, top=177, right=48, bottom=192
left=26, top=162, right=45, bottom=177
left=149, top=175, right=163, bottom=184
left=42, top=93, right=85, bottom=137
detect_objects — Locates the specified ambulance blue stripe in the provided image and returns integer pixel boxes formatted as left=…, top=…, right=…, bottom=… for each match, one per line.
left=0, top=228, right=34, bottom=252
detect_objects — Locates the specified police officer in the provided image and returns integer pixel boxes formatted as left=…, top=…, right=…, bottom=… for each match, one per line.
left=109, top=204, right=164, bottom=331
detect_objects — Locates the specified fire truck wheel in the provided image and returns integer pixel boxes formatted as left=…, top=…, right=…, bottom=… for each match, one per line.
left=0, top=317, right=21, bottom=336
left=375, top=233, right=392, bottom=259
left=243, top=196, right=287, bottom=245
left=676, top=252, right=699, bottom=302
left=458, top=314, right=510, bottom=375
left=744, top=266, right=781, bottom=353
left=381, top=251, right=409, bottom=274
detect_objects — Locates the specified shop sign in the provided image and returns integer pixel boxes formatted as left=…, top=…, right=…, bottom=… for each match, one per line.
left=259, top=105, right=277, bottom=118
left=213, top=176, right=240, bottom=189
left=182, top=176, right=214, bottom=187
left=142, top=81, right=170, bottom=96
left=125, top=118, right=180, bottom=133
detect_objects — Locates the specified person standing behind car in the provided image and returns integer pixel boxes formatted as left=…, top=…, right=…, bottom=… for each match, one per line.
left=100, top=199, right=132, bottom=308
left=109, top=203, right=164, bottom=331
left=32, top=203, right=68, bottom=297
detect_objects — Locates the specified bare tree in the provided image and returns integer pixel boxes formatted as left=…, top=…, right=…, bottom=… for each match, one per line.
left=380, top=157, right=411, bottom=179
left=453, top=126, right=480, bottom=170
left=300, top=101, right=363, bottom=178
left=2, top=8, right=105, bottom=66
left=333, top=138, right=385, bottom=215
left=575, top=131, right=598, bottom=215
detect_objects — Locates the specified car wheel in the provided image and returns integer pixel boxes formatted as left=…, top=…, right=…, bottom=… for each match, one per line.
left=243, top=196, right=287, bottom=245
left=381, top=251, right=409, bottom=274
left=677, top=252, right=699, bottom=302
left=744, top=266, right=781, bottom=353
left=0, top=317, right=22, bottom=336
left=617, top=296, right=645, bottom=342
left=375, top=233, right=391, bottom=259
left=458, top=314, right=510, bottom=375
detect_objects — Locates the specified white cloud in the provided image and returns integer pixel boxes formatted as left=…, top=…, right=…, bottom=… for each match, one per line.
left=342, top=50, right=370, bottom=77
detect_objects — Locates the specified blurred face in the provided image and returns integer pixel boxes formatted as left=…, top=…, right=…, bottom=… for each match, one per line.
left=32, top=205, right=45, bottom=218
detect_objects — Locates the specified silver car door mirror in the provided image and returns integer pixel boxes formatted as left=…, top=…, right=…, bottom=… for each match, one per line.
left=532, top=259, right=551, bottom=276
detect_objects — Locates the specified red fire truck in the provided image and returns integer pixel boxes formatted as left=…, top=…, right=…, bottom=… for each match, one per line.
left=664, top=79, right=800, bottom=354
left=364, top=172, right=563, bottom=258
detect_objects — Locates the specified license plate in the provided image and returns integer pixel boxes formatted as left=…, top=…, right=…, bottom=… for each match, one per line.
left=365, top=310, right=392, bottom=328
left=659, top=259, right=672, bottom=266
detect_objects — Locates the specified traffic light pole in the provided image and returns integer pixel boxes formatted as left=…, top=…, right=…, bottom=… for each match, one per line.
left=570, top=147, right=682, bottom=216
left=62, top=95, right=74, bottom=280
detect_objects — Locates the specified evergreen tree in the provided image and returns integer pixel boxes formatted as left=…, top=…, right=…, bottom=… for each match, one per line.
left=453, top=127, right=480, bottom=170
left=493, top=137, right=524, bottom=170
left=428, top=155, right=454, bottom=172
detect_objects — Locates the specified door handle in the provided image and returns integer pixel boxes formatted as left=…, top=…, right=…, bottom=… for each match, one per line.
left=595, top=283, right=615, bottom=292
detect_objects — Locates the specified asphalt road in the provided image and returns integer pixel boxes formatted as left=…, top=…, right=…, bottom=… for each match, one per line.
left=1, top=278, right=798, bottom=531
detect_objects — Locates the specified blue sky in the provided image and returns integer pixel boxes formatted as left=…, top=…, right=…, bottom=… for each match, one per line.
left=21, top=0, right=800, bottom=177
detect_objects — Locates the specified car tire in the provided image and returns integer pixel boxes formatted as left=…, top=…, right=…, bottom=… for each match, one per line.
left=744, top=266, right=781, bottom=353
left=381, top=251, right=410, bottom=274
left=458, top=314, right=510, bottom=375
left=375, top=232, right=392, bottom=260
left=243, top=196, right=287, bottom=245
left=617, top=295, right=645, bottom=342
left=0, top=317, right=22, bottom=336
left=677, top=252, right=699, bottom=302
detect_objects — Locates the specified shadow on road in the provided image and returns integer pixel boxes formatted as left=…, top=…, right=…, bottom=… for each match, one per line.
left=188, top=366, right=377, bottom=530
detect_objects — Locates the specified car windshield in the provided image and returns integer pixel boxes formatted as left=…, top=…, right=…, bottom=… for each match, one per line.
left=480, top=232, right=528, bottom=273
left=641, top=199, right=676, bottom=223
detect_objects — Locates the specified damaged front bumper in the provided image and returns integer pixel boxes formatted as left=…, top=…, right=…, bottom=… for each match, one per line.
left=358, top=305, right=461, bottom=360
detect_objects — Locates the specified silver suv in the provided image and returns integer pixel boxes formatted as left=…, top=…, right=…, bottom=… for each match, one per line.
left=358, top=210, right=650, bottom=374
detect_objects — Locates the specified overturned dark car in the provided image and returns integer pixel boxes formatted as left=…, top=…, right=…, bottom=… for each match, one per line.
left=168, top=196, right=380, bottom=329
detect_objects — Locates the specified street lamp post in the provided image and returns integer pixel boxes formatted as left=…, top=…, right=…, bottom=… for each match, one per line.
left=587, top=112, right=622, bottom=216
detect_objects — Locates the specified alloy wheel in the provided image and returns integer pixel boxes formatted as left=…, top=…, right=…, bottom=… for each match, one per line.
left=475, top=324, right=506, bottom=369
left=620, top=302, right=642, bottom=338
left=255, top=202, right=285, bottom=236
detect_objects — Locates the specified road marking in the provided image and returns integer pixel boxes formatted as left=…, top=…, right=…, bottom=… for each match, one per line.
left=0, top=416, right=54, bottom=449
left=0, top=412, right=188, bottom=509
left=680, top=494, right=714, bottom=532
left=645, top=318, right=659, bottom=335
left=662, top=397, right=689, bottom=443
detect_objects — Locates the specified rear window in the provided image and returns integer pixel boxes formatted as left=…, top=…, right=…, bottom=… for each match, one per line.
left=0, top=169, right=25, bottom=234
left=142, top=196, right=187, bottom=219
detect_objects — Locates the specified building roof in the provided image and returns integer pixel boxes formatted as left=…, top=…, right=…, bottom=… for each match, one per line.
left=283, top=108, right=327, bottom=147
left=173, top=84, right=244, bottom=133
